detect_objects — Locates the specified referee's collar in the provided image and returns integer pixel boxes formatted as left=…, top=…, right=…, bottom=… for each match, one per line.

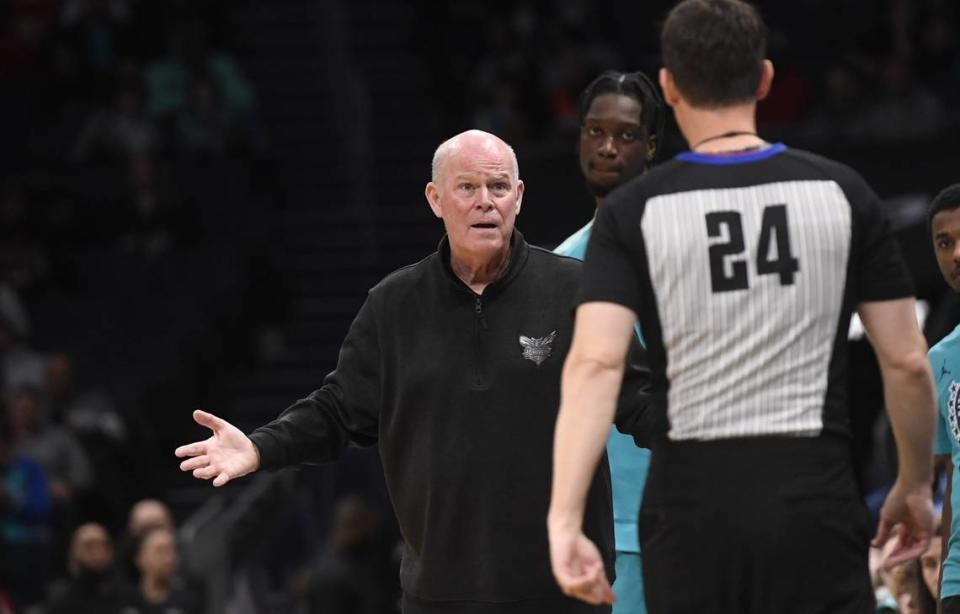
left=676, top=142, right=787, bottom=165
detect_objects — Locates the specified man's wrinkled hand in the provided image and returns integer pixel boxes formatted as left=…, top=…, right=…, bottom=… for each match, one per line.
left=174, top=410, right=260, bottom=487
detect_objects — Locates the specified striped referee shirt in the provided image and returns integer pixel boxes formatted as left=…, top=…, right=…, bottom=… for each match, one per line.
left=581, top=144, right=913, bottom=442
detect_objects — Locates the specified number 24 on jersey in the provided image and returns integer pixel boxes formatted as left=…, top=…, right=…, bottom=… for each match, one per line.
left=705, top=204, right=800, bottom=293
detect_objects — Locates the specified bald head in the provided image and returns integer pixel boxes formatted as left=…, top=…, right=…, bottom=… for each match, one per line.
left=424, top=129, right=524, bottom=271
left=128, top=499, right=174, bottom=537
left=431, top=130, right=519, bottom=185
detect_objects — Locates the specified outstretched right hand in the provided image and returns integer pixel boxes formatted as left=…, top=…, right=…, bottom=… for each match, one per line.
left=175, top=410, right=261, bottom=487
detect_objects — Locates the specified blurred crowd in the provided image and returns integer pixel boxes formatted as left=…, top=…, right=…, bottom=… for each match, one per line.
left=0, top=0, right=266, bottom=275
left=0, top=496, right=205, bottom=614
left=0, top=0, right=268, bottom=612
left=417, top=0, right=959, bottom=148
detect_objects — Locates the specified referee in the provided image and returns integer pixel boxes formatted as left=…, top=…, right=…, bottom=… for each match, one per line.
left=547, top=1, right=937, bottom=612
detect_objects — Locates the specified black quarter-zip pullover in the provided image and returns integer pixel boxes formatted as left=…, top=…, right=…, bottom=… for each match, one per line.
left=249, top=231, right=649, bottom=609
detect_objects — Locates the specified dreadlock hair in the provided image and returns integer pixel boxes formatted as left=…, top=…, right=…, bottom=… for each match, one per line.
left=578, top=70, right=665, bottom=162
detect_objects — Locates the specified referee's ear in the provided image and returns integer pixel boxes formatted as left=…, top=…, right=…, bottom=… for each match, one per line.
left=659, top=68, right=679, bottom=108
left=756, top=60, right=775, bottom=102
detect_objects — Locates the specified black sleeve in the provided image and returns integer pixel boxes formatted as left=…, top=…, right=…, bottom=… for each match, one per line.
left=579, top=192, right=644, bottom=314
left=849, top=179, right=914, bottom=301
left=613, top=333, right=655, bottom=448
left=248, top=294, right=381, bottom=470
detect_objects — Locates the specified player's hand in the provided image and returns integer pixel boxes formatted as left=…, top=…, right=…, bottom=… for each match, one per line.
left=548, top=523, right=615, bottom=606
left=872, top=479, right=934, bottom=570
left=175, top=410, right=260, bottom=487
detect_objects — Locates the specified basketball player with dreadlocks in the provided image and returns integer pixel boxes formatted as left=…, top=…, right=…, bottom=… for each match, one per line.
left=553, top=70, right=664, bottom=614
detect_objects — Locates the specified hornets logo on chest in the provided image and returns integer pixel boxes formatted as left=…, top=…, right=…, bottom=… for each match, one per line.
left=948, top=381, right=960, bottom=444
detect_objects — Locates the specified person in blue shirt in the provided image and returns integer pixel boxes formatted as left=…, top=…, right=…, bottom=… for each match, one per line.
left=554, top=70, right=663, bottom=614
left=0, top=414, right=52, bottom=610
left=928, top=183, right=960, bottom=614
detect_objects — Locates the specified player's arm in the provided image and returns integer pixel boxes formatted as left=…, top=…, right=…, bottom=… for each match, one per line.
left=548, top=301, right=637, bottom=605
left=858, top=298, right=936, bottom=566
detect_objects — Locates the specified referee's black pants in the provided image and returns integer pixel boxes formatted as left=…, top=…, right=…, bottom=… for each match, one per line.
left=639, top=435, right=874, bottom=614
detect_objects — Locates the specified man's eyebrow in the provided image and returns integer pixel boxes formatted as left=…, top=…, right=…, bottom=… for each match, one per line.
left=935, top=232, right=952, bottom=241
left=583, top=117, right=642, bottom=126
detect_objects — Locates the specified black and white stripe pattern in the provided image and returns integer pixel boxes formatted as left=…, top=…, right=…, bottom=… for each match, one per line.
left=641, top=181, right=852, bottom=440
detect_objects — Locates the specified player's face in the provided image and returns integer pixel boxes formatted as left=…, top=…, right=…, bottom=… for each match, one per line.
left=932, top=207, right=960, bottom=292
left=426, top=140, right=523, bottom=261
left=579, top=93, right=651, bottom=197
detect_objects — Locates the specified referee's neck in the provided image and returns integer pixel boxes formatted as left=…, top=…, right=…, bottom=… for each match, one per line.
left=677, top=101, right=758, bottom=152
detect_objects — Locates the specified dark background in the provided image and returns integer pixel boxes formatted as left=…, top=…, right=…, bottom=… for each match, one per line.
left=0, top=0, right=958, bottom=612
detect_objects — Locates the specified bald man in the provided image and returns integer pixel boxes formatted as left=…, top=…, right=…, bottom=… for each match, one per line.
left=175, top=130, right=648, bottom=613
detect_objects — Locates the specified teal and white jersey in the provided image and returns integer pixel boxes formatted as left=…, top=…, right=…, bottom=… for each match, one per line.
left=555, top=218, right=649, bottom=553
left=931, top=324, right=960, bottom=599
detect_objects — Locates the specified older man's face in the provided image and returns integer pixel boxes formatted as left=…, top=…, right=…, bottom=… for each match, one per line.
left=427, top=138, right=523, bottom=259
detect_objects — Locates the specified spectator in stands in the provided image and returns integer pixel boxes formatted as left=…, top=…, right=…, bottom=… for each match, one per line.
left=145, top=19, right=255, bottom=118
left=60, top=0, right=133, bottom=79
left=916, top=9, right=959, bottom=106
left=117, top=498, right=175, bottom=580
left=875, top=531, right=935, bottom=614
left=8, top=384, right=93, bottom=505
left=46, top=522, right=124, bottom=614
left=913, top=529, right=941, bottom=613
left=73, top=80, right=160, bottom=162
left=119, top=525, right=204, bottom=614
left=47, top=352, right=133, bottom=524
left=128, top=498, right=175, bottom=536
left=47, top=353, right=125, bottom=442
left=0, top=283, right=29, bottom=343
left=298, top=495, right=399, bottom=614
left=174, top=73, right=235, bottom=156
left=0, top=184, right=50, bottom=293
left=0, top=411, right=52, bottom=610
left=0, top=309, right=46, bottom=393
left=859, top=58, right=945, bottom=142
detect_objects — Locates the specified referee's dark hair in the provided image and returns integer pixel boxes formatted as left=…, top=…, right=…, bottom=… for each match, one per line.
left=661, top=0, right=767, bottom=108
left=578, top=70, right=665, bottom=160
left=928, top=183, right=960, bottom=230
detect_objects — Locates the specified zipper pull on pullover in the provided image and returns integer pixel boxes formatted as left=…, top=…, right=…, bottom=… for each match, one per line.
left=474, top=296, right=488, bottom=330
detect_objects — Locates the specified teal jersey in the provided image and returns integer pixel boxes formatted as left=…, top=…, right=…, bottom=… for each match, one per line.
left=930, top=324, right=960, bottom=599
left=555, top=219, right=650, bottom=553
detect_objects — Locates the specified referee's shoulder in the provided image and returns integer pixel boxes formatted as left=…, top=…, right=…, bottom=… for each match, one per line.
left=604, top=158, right=689, bottom=212
left=781, top=147, right=872, bottom=191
